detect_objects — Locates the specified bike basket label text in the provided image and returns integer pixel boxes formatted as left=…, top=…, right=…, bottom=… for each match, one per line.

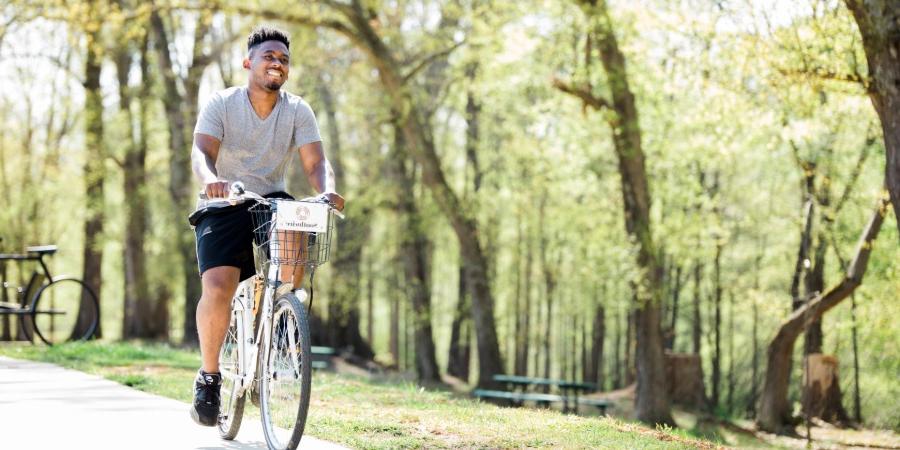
left=275, top=202, right=328, bottom=232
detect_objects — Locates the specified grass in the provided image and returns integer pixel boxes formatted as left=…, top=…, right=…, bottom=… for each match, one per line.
left=0, top=341, right=728, bottom=449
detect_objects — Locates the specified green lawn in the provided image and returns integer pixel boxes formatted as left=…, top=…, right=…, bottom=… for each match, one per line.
left=0, top=341, right=727, bottom=449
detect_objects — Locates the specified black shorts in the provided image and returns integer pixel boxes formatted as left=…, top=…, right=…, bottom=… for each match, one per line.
left=192, top=191, right=292, bottom=281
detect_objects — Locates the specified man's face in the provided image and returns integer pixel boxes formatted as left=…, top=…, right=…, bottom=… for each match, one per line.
left=245, top=40, right=290, bottom=92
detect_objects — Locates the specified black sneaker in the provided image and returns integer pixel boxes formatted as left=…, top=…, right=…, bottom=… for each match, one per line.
left=190, top=370, right=221, bottom=427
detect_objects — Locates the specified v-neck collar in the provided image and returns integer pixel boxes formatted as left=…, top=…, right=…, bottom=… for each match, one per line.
left=244, top=87, right=281, bottom=123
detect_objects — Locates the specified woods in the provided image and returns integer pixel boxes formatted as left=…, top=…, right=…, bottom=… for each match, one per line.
left=1, top=0, right=897, bottom=436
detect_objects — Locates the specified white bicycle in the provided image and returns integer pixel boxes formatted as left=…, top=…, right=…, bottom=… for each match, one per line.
left=205, top=182, right=341, bottom=450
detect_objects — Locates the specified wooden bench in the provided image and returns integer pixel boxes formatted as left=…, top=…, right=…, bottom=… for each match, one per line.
left=577, top=397, right=613, bottom=415
left=491, top=374, right=601, bottom=413
left=472, top=389, right=564, bottom=407
left=310, top=346, right=337, bottom=370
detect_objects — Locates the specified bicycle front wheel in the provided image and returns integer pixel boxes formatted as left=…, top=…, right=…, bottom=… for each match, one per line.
left=259, top=292, right=312, bottom=450
left=29, top=278, right=99, bottom=345
left=218, top=304, right=246, bottom=440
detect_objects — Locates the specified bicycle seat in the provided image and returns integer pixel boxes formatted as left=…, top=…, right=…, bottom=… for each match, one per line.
left=26, top=245, right=58, bottom=255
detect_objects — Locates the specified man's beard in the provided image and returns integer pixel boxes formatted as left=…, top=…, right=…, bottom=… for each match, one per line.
left=264, top=80, right=283, bottom=91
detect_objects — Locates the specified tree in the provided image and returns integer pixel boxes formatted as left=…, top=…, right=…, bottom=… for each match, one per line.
left=240, top=0, right=506, bottom=388
left=844, top=0, right=900, bottom=234
left=77, top=0, right=106, bottom=339
left=757, top=193, right=890, bottom=432
left=555, top=0, right=674, bottom=426
left=117, top=27, right=166, bottom=339
left=316, top=78, right=375, bottom=360
left=150, top=10, right=223, bottom=345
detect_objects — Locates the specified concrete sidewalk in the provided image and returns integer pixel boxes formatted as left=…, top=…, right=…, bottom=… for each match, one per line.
left=0, top=356, right=348, bottom=450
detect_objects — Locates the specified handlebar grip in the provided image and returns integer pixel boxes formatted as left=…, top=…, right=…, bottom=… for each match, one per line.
left=198, top=182, right=245, bottom=200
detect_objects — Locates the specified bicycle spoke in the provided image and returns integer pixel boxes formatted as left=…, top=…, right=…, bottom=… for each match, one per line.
left=217, top=307, right=245, bottom=440
left=260, top=294, right=311, bottom=450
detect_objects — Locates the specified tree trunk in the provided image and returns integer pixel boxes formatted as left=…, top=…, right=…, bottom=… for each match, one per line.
left=589, top=303, right=606, bottom=386
left=120, top=35, right=163, bottom=340
left=750, top=287, right=759, bottom=418
left=556, top=0, right=674, bottom=425
left=666, top=265, right=682, bottom=350
left=804, top=185, right=831, bottom=356
left=366, top=255, right=374, bottom=344
left=757, top=195, right=889, bottom=433
left=850, top=293, right=862, bottom=422
left=389, top=267, right=400, bottom=367
left=151, top=11, right=211, bottom=346
left=326, top=6, right=504, bottom=389
left=712, top=238, right=722, bottom=408
left=845, top=0, right=900, bottom=233
left=727, top=292, right=735, bottom=413
left=318, top=82, right=375, bottom=360
left=624, top=306, right=635, bottom=385
left=448, top=63, right=482, bottom=381
left=389, top=121, right=440, bottom=383
left=447, top=267, right=470, bottom=380
left=613, top=305, right=622, bottom=388
left=516, top=220, right=534, bottom=377
left=692, top=260, right=702, bottom=355
left=78, top=8, right=104, bottom=339
left=539, top=195, right=555, bottom=389
left=265, top=0, right=504, bottom=388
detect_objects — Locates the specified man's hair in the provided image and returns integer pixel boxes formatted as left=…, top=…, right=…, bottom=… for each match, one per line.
left=247, top=26, right=290, bottom=52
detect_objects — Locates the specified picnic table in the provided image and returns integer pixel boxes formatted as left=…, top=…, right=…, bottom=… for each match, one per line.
left=310, top=345, right=336, bottom=370
left=473, top=374, right=612, bottom=414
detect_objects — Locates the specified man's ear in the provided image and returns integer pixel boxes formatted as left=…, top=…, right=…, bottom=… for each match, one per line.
left=243, top=58, right=251, bottom=70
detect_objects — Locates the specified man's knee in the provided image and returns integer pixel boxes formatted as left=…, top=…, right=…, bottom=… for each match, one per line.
left=201, top=266, right=240, bottom=301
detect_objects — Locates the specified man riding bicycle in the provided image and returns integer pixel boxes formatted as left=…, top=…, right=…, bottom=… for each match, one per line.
left=188, top=26, right=344, bottom=427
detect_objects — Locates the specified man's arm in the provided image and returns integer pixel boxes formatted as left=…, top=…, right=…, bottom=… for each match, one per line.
left=299, top=141, right=345, bottom=211
left=191, top=133, right=229, bottom=198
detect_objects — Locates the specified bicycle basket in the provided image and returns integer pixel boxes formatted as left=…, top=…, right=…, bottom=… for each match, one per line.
left=248, top=200, right=334, bottom=271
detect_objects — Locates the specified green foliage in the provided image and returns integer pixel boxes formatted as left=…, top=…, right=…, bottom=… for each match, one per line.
left=0, top=341, right=723, bottom=449
left=0, top=0, right=896, bottom=432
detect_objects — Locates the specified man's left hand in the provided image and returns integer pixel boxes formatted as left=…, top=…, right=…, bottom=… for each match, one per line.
left=321, top=192, right=345, bottom=212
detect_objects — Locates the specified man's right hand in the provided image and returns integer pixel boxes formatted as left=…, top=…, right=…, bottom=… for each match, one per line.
left=204, top=180, right=230, bottom=198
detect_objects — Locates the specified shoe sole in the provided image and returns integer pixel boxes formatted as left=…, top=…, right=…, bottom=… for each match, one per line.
left=190, top=406, right=218, bottom=427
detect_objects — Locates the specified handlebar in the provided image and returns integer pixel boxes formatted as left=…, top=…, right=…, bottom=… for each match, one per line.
left=199, top=182, right=345, bottom=219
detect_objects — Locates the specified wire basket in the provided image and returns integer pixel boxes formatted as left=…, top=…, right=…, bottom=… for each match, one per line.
left=249, top=200, right=334, bottom=271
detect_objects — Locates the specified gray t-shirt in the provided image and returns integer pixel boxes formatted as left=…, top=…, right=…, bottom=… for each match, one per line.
left=194, top=86, right=321, bottom=198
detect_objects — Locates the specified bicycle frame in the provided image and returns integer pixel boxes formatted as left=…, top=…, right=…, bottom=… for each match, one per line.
left=0, top=252, right=54, bottom=312
left=221, top=262, right=306, bottom=396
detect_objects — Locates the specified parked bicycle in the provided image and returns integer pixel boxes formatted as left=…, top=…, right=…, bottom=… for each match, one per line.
left=0, top=244, right=99, bottom=345
left=204, top=182, right=341, bottom=450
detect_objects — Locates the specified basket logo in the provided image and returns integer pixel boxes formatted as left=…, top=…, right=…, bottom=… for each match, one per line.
left=295, top=205, right=310, bottom=221
left=275, top=201, right=328, bottom=232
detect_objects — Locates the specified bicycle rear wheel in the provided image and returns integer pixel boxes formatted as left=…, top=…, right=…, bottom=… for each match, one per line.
left=259, top=292, right=312, bottom=450
left=218, top=304, right=246, bottom=440
left=29, top=278, right=98, bottom=345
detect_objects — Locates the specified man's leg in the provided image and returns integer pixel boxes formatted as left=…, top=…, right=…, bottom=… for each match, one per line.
left=191, top=265, right=239, bottom=427
left=197, top=266, right=240, bottom=373
left=277, top=230, right=306, bottom=287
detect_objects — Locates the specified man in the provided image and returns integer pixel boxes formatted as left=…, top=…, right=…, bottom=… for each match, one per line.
left=188, top=26, right=344, bottom=427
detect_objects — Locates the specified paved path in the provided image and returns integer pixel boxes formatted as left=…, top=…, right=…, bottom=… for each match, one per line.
left=0, top=356, right=348, bottom=450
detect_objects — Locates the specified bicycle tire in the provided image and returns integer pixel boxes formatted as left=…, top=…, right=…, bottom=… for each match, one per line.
left=29, top=277, right=99, bottom=345
left=259, top=292, right=312, bottom=450
left=218, top=304, right=246, bottom=440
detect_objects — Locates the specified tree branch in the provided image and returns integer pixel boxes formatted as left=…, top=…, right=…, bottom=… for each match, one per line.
left=552, top=78, right=612, bottom=111
left=784, top=192, right=889, bottom=331
left=833, top=132, right=874, bottom=216
left=402, top=39, right=466, bottom=84
left=209, top=3, right=365, bottom=48
left=776, top=66, right=868, bottom=88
